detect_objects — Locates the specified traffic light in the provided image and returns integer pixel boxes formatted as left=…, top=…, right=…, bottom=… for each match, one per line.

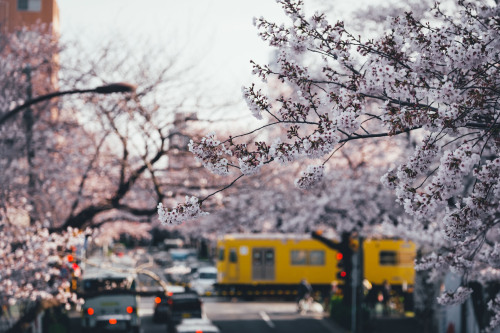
left=336, top=252, right=347, bottom=280
left=336, top=234, right=353, bottom=307
left=66, top=249, right=81, bottom=278
left=311, top=231, right=353, bottom=306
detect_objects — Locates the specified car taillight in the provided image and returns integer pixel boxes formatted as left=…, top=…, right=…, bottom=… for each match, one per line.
left=167, top=291, right=173, bottom=296
left=109, top=318, right=117, bottom=325
left=167, top=299, right=173, bottom=305
left=155, top=297, right=162, bottom=304
left=195, top=330, right=203, bottom=333
left=126, top=306, right=134, bottom=314
left=87, top=308, right=94, bottom=316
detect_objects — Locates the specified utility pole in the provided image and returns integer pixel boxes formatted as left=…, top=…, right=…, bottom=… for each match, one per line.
left=355, top=237, right=364, bottom=333
left=22, top=65, right=37, bottom=224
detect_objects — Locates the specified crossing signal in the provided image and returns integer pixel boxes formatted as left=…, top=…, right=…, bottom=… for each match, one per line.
left=311, top=231, right=353, bottom=307
left=336, top=252, right=348, bottom=280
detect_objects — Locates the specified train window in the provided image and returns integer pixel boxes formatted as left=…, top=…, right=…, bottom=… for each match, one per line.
left=265, top=250, right=274, bottom=262
left=291, top=250, right=307, bottom=265
left=309, top=250, right=325, bottom=265
left=229, top=248, right=238, bottom=263
left=379, top=251, right=398, bottom=265
left=218, top=248, right=225, bottom=261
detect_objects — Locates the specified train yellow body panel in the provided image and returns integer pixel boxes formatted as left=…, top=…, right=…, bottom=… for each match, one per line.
left=215, top=234, right=416, bottom=296
left=216, top=234, right=338, bottom=287
left=363, top=239, right=415, bottom=287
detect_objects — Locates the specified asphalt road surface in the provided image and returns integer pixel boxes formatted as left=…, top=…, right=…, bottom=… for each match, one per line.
left=70, top=296, right=346, bottom=333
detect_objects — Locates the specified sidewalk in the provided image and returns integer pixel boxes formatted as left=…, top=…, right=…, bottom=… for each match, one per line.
left=369, top=316, right=421, bottom=333
left=326, top=311, right=421, bottom=333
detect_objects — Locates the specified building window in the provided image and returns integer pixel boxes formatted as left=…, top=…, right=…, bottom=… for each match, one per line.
left=18, top=0, right=41, bottom=11
left=379, top=251, right=398, bottom=265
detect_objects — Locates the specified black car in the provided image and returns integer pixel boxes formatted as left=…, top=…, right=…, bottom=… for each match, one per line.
left=166, top=291, right=203, bottom=325
left=153, top=286, right=186, bottom=323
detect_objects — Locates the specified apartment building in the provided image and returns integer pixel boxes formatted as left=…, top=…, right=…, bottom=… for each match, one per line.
left=0, top=0, right=59, bottom=34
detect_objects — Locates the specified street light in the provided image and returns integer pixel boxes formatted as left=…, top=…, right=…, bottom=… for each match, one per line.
left=0, top=82, right=136, bottom=126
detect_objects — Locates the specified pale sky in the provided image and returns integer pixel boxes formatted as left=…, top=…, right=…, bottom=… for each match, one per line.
left=56, top=0, right=370, bottom=122
left=57, top=0, right=289, bottom=103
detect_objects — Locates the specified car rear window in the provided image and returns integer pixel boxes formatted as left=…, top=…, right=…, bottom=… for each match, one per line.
left=199, top=272, right=217, bottom=279
left=170, top=294, right=202, bottom=312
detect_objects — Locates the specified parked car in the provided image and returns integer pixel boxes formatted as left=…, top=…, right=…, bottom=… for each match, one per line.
left=153, top=285, right=186, bottom=323
left=168, top=248, right=197, bottom=263
left=152, top=251, right=170, bottom=266
left=175, top=318, right=220, bottom=333
left=191, top=266, right=217, bottom=296
left=164, top=264, right=192, bottom=285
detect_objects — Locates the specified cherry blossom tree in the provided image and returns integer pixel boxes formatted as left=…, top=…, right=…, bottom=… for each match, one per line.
left=159, top=0, right=500, bottom=329
left=0, top=26, right=229, bottom=330
left=0, top=30, right=228, bottom=234
left=0, top=222, right=88, bottom=332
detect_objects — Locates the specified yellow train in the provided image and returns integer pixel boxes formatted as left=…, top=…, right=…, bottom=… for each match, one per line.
left=215, top=233, right=415, bottom=298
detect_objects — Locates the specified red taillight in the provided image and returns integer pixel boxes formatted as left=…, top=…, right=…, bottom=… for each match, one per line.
left=87, top=308, right=94, bottom=316
left=340, top=271, right=347, bottom=278
left=155, top=297, right=162, bottom=304
left=126, top=306, right=134, bottom=314
left=196, top=330, right=203, bottom=333
left=167, top=291, right=173, bottom=296
left=109, top=318, right=117, bottom=325
left=167, top=299, right=173, bottom=305
left=336, top=253, right=343, bottom=260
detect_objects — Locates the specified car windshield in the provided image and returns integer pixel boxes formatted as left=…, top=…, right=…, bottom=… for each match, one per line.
left=168, top=248, right=196, bottom=261
left=199, top=272, right=217, bottom=279
left=171, top=252, right=189, bottom=261
left=82, top=277, right=133, bottom=293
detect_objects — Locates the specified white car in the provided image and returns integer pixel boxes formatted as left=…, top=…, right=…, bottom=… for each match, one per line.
left=176, top=318, right=220, bottom=333
left=191, top=266, right=217, bottom=296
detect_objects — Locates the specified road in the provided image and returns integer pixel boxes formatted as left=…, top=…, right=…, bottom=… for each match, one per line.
left=203, top=298, right=343, bottom=333
left=71, top=296, right=346, bottom=333
left=70, top=249, right=347, bottom=333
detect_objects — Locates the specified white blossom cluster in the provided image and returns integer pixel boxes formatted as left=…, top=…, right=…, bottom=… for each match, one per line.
left=0, top=223, right=86, bottom=308
left=238, top=155, right=264, bottom=176
left=403, top=145, right=480, bottom=220
left=437, top=286, right=473, bottom=306
left=188, top=132, right=232, bottom=176
left=157, top=197, right=209, bottom=225
left=294, top=164, right=324, bottom=189
left=487, top=294, right=500, bottom=332
left=166, top=0, right=500, bottom=325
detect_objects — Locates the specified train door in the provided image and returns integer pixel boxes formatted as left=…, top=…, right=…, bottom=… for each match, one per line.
left=227, top=247, right=239, bottom=281
left=252, top=248, right=275, bottom=280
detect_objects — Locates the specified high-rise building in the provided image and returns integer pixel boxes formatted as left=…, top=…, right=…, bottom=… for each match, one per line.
left=0, top=0, right=60, bottom=114
left=0, top=0, right=59, bottom=34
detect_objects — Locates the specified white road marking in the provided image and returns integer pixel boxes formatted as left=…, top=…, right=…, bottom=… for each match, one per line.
left=259, top=311, right=275, bottom=328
